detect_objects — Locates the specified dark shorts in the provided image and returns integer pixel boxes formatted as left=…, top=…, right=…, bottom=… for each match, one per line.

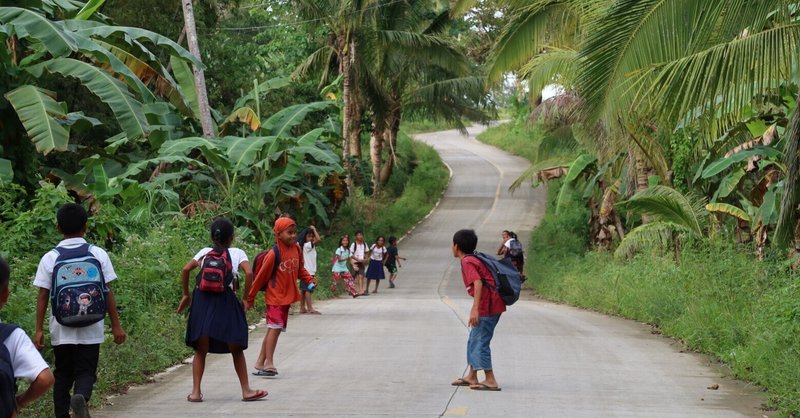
left=299, top=277, right=316, bottom=293
left=387, top=264, right=398, bottom=274
left=352, top=262, right=365, bottom=276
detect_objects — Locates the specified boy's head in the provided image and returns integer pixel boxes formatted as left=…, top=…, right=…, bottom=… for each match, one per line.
left=274, top=217, right=297, bottom=246
left=452, top=229, right=478, bottom=257
left=0, top=256, right=10, bottom=308
left=57, top=203, right=88, bottom=236
left=354, top=231, right=364, bottom=241
left=388, top=236, right=397, bottom=245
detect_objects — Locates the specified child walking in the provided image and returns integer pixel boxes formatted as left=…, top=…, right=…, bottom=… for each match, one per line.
left=177, top=218, right=267, bottom=403
left=385, top=236, right=406, bottom=289
left=299, top=226, right=321, bottom=314
left=1, top=256, right=54, bottom=417
left=365, top=236, right=387, bottom=294
left=331, top=235, right=360, bottom=298
left=450, top=229, right=506, bottom=391
left=244, top=217, right=316, bottom=377
left=33, top=203, right=127, bottom=418
left=349, top=231, right=369, bottom=296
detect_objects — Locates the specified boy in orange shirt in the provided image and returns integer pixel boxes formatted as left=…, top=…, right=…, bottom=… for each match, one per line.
left=244, top=217, right=316, bottom=376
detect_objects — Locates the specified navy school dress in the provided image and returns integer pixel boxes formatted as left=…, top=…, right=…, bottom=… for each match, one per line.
left=185, top=251, right=248, bottom=353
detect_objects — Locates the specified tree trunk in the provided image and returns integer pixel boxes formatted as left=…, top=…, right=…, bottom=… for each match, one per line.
left=339, top=38, right=354, bottom=197
left=776, top=90, right=800, bottom=246
left=346, top=38, right=363, bottom=161
left=180, top=0, right=214, bottom=138
left=379, top=111, right=400, bottom=185
left=370, top=121, right=384, bottom=197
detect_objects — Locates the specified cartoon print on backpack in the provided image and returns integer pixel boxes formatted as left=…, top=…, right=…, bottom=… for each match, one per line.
left=50, top=244, right=108, bottom=327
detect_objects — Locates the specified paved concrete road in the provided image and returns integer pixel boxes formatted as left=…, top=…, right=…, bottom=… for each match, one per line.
left=95, top=126, right=769, bottom=417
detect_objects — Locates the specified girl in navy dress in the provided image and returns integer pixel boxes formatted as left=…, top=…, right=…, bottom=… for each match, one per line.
left=365, top=236, right=387, bottom=294
left=177, top=218, right=267, bottom=403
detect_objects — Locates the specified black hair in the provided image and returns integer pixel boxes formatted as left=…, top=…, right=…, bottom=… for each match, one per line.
left=57, top=203, right=88, bottom=235
left=354, top=230, right=364, bottom=236
left=0, top=256, right=9, bottom=293
left=509, top=231, right=518, bottom=239
left=453, top=229, right=478, bottom=254
left=338, top=235, right=349, bottom=249
left=374, top=235, right=385, bottom=245
left=210, top=218, right=235, bottom=250
left=388, top=236, right=397, bottom=245
left=296, top=227, right=314, bottom=248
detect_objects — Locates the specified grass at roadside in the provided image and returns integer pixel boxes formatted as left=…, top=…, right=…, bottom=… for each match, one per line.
left=475, top=121, right=542, bottom=161
left=478, top=121, right=800, bottom=415
left=3, top=132, right=449, bottom=416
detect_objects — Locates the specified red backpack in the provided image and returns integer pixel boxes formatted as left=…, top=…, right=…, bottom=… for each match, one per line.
left=196, top=248, right=232, bottom=293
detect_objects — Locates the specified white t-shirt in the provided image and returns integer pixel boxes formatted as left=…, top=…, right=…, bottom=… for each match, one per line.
left=350, top=241, right=368, bottom=262
left=303, top=242, right=317, bottom=275
left=33, top=237, right=117, bottom=346
left=1, top=324, right=49, bottom=382
left=193, top=247, right=249, bottom=289
left=370, top=245, right=386, bottom=261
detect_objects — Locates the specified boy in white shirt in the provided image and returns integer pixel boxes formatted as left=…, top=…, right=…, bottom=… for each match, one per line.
left=0, top=256, right=54, bottom=417
left=33, top=203, right=126, bottom=418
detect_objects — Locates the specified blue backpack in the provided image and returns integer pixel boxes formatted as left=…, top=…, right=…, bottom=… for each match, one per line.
left=0, top=324, right=19, bottom=418
left=50, top=244, right=108, bottom=327
left=471, top=252, right=523, bottom=306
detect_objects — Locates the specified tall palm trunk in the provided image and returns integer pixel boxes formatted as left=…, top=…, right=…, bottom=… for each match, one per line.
left=346, top=38, right=363, bottom=161
left=776, top=91, right=800, bottom=246
left=181, top=0, right=213, bottom=137
left=339, top=37, right=355, bottom=197
left=370, top=120, right=385, bottom=196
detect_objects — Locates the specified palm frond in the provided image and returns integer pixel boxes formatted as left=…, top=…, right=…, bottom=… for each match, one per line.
left=614, top=221, right=688, bottom=259
left=519, top=47, right=580, bottom=96
left=618, top=185, right=707, bottom=235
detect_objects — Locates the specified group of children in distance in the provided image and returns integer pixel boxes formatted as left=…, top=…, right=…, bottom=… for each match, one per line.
left=1, top=204, right=505, bottom=417
left=331, top=231, right=406, bottom=298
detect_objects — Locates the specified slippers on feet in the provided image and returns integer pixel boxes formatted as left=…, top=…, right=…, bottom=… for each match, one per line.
left=187, top=394, right=203, bottom=402
left=470, top=383, right=501, bottom=391
left=451, top=378, right=474, bottom=387
left=252, top=367, right=278, bottom=377
left=308, top=310, right=321, bottom=314
left=242, top=389, right=268, bottom=402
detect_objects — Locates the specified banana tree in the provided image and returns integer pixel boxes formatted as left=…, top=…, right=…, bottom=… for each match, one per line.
left=0, top=2, right=199, bottom=184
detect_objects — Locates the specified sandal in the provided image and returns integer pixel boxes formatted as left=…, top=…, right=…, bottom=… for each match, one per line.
left=252, top=367, right=278, bottom=377
left=242, top=389, right=268, bottom=402
left=187, top=394, right=203, bottom=402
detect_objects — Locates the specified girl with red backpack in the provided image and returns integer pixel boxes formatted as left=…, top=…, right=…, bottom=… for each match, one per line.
left=177, top=218, right=267, bottom=403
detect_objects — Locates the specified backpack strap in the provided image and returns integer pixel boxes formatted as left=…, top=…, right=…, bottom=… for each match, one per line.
left=269, top=244, right=280, bottom=289
left=465, top=254, right=497, bottom=292
left=0, top=323, right=18, bottom=343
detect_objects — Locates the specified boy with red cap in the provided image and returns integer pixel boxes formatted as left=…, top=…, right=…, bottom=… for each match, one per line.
left=244, top=217, right=316, bottom=376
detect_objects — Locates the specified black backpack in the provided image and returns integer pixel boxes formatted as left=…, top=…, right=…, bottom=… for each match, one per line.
left=508, top=239, right=524, bottom=258
left=254, top=244, right=281, bottom=292
left=0, top=324, right=19, bottom=418
left=50, top=244, right=108, bottom=327
left=470, top=252, right=523, bottom=306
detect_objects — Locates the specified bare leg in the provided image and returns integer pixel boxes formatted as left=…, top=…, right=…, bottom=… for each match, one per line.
left=229, top=344, right=267, bottom=399
left=299, top=291, right=308, bottom=313
left=189, top=337, right=209, bottom=401
left=263, top=328, right=282, bottom=370
left=305, top=292, right=316, bottom=312
left=365, top=279, right=372, bottom=294
left=253, top=334, right=268, bottom=370
left=372, top=280, right=379, bottom=293
left=481, top=369, right=499, bottom=388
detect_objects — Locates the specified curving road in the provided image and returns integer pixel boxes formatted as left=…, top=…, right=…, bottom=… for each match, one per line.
left=95, top=126, right=768, bottom=417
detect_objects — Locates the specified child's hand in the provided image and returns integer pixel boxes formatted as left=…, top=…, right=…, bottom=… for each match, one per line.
left=176, top=295, right=191, bottom=313
left=112, top=325, right=127, bottom=345
left=33, top=330, right=44, bottom=351
left=468, top=308, right=480, bottom=328
left=243, top=299, right=254, bottom=311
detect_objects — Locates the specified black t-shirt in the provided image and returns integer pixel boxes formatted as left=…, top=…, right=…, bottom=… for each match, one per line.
left=385, top=246, right=398, bottom=265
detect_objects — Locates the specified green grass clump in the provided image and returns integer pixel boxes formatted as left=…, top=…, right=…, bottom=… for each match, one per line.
left=476, top=122, right=543, bottom=162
